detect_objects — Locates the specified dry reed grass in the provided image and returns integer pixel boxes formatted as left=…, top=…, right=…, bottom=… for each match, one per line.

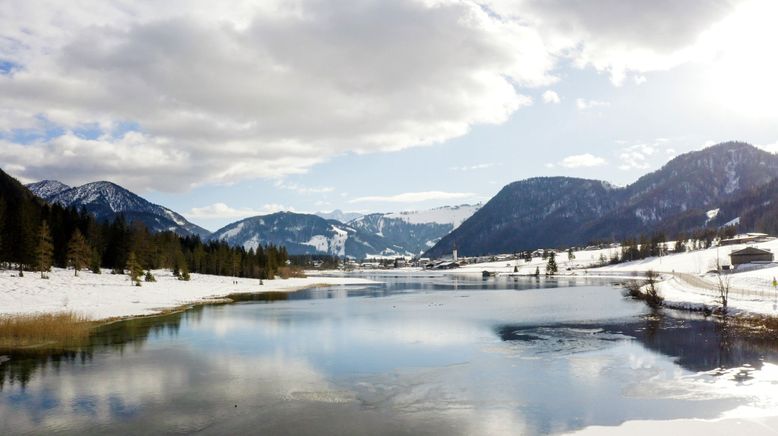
left=0, top=312, right=93, bottom=349
left=278, top=266, right=307, bottom=279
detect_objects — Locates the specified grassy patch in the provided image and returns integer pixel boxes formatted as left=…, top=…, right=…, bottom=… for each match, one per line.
left=278, top=266, right=307, bottom=279
left=0, top=312, right=93, bottom=350
left=621, top=270, right=664, bottom=309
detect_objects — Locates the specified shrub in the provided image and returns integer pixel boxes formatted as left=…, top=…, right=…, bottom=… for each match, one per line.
left=278, top=266, right=306, bottom=279
left=622, top=270, right=664, bottom=309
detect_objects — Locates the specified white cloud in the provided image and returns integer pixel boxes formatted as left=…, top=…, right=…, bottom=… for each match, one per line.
left=0, top=0, right=765, bottom=192
left=186, top=202, right=294, bottom=220
left=633, top=75, right=647, bottom=85
left=0, top=0, right=550, bottom=192
left=618, top=143, right=657, bottom=170
left=757, top=142, right=778, bottom=154
left=449, top=163, right=497, bottom=171
left=558, top=153, right=606, bottom=168
left=576, top=98, right=610, bottom=110
left=542, top=90, right=561, bottom=104
left=349, top=191, right=476, bottom=204
left=485, top=0, right=744, bottom=84
left=274, top=180, right=334, bottom=194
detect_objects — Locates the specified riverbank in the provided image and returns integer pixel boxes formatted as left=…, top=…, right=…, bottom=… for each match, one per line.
left=418, top=238, right=778, bottom=317
left=0, top=267, right=380, bottom=321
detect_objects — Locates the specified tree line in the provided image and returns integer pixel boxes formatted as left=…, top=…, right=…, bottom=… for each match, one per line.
left=0, top=174, right=288, bottom=280
left=600, top=225, right=738, bottom=265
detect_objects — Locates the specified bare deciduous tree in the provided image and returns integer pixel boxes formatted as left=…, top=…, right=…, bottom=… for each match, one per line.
left=715, top=259, right=731, bottom=315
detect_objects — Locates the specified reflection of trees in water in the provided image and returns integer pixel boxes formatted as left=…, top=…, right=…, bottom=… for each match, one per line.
left=227, top=291, right=290, bottom=302
left=0, top=309, right=192, bottom=390
left=625, top=314, right=778, bottom=372
left=496, top=312, right=778, bottom=373
left=0, top=350, right=93, bottom=391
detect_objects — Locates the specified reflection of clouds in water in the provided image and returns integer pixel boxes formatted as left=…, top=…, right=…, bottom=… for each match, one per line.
left=192, top=304, right=487, bottom=347
left=192, top=287, right=644, bottom=352
left=6, top=281, right=778, bottom=434
left=1, top=352, right=190, bottom=432
left=0, top=349, right=352, bottom=434
left=629, top=362, right=778, bottom=412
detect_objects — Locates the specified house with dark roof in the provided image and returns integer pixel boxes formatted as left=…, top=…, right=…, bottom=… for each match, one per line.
left=729, top=247, right=774, bottom=266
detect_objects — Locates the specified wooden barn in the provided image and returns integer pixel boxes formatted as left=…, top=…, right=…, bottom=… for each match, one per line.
left=729, top=247, right=774, bottom=266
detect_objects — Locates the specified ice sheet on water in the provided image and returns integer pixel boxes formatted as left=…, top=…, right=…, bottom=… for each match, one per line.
left=497, top=325, right=631, bottom=357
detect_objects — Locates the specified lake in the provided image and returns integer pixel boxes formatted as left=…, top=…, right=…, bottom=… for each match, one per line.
left=2, top=273, right=778, bottom=435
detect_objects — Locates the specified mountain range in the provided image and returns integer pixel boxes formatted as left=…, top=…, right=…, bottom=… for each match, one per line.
left=20, top=141, right=778, bottom=259
left=24, top=179, right=478, bottom=258
left=425, top=141, right=778, bottom=257
left=26, top=180, right=211, bottom=239
left=208, top=212, right=402, bottom=258
left=208, top=204, right=480, bottom=258
left=347, top=205, right=480, bottom=255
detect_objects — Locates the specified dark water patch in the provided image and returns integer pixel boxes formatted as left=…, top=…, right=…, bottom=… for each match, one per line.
left=497, top=311, right=778, bottom=373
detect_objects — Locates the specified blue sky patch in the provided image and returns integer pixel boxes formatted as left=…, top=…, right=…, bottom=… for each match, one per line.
left=0, top=59, right=20, bottom=75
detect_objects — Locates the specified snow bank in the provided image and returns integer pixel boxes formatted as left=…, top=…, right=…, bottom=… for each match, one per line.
left=567, top=415, right=778, bottom=436
left=0, top=268, right=379, bottom=321
left=432, top=240, right=778, bottom=316
left=588, top=239, right=778, bottom=316
left=443, top=246, right=621, bottom=276
left=597, top=239, right=778, bottom=276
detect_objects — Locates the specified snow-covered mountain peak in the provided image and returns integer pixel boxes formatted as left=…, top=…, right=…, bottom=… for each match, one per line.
left=26, top=179, right=210, bottom=239
left=315, top=209, right=363, bottom=223
left=53, top=181, right=149, bottom=214
left=382, top=203, right=481, bottom=228
left=25, top=180, right=71, bottom=200
left=209, top=212, right=402, bottom=258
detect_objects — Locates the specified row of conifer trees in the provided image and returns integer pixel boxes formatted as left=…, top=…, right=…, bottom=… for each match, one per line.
left=0, top=183, right=288, bottom=281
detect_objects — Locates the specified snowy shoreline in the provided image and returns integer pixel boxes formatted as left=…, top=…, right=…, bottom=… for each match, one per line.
left=0, top=268, right=380, bottom=321
left=345, top=237, right=778, bottom=317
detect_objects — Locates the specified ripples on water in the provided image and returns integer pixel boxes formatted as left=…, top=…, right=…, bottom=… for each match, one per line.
left=2, top=274, right=778, bottom=435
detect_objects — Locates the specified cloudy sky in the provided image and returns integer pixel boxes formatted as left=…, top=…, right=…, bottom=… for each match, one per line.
left=2, top=0, right=777, bottom=230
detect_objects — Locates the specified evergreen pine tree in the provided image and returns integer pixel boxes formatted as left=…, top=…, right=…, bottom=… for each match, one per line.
left=546, top=252, right=558, bottom=275
left=173, top=249, right=186, bottom=277
left=126, top=251, right=143, bottom=286
left=534, top=266, right=540, bottom=277
left=144, top=270, right=156, bottom=282
left=0, top=196, right=5, bottom=268
left=90, top=248, right=102, bottom=274
left=67, top=229, right=89, bottom=276
left=18, top=201, right=38, bottom=275
left=179, top=262, right=191, bottom=281
left=36, top=221, right=54, bottom=278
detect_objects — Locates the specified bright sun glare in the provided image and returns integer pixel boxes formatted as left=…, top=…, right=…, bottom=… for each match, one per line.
left=705, top=0, right=778, bottom=118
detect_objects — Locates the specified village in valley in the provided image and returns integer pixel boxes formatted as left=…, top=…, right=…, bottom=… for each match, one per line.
left=340, top=231, right=778, bottom=317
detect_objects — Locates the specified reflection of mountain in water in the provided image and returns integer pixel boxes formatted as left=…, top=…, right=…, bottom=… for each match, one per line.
left=496, top=313, right=778, bottom=373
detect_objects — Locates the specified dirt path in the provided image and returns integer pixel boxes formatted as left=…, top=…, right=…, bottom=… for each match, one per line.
left=672, top=272, right=773, bottom=300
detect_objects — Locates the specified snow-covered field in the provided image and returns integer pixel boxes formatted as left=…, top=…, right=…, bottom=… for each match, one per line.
left=445, top=246, right=623, bottom=276
left=593, top=239, right=778, bottom=316
left=0, top=268, right=378, bottom=321
left=427, top=239, right=778, bottom=316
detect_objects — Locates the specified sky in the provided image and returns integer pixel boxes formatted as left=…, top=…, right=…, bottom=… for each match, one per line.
left=1, top=0, right=778, bottom=231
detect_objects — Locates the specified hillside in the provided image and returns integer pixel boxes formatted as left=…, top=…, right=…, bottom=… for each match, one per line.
left=0, top=169, right=46, bottom=265
left=427, top=142, right=778, bottom=257
left=27, top=180, right=211, bottom=239
left=347, top=204, right=480, bottom=255
left=209, top=212, right=405, bottom=258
